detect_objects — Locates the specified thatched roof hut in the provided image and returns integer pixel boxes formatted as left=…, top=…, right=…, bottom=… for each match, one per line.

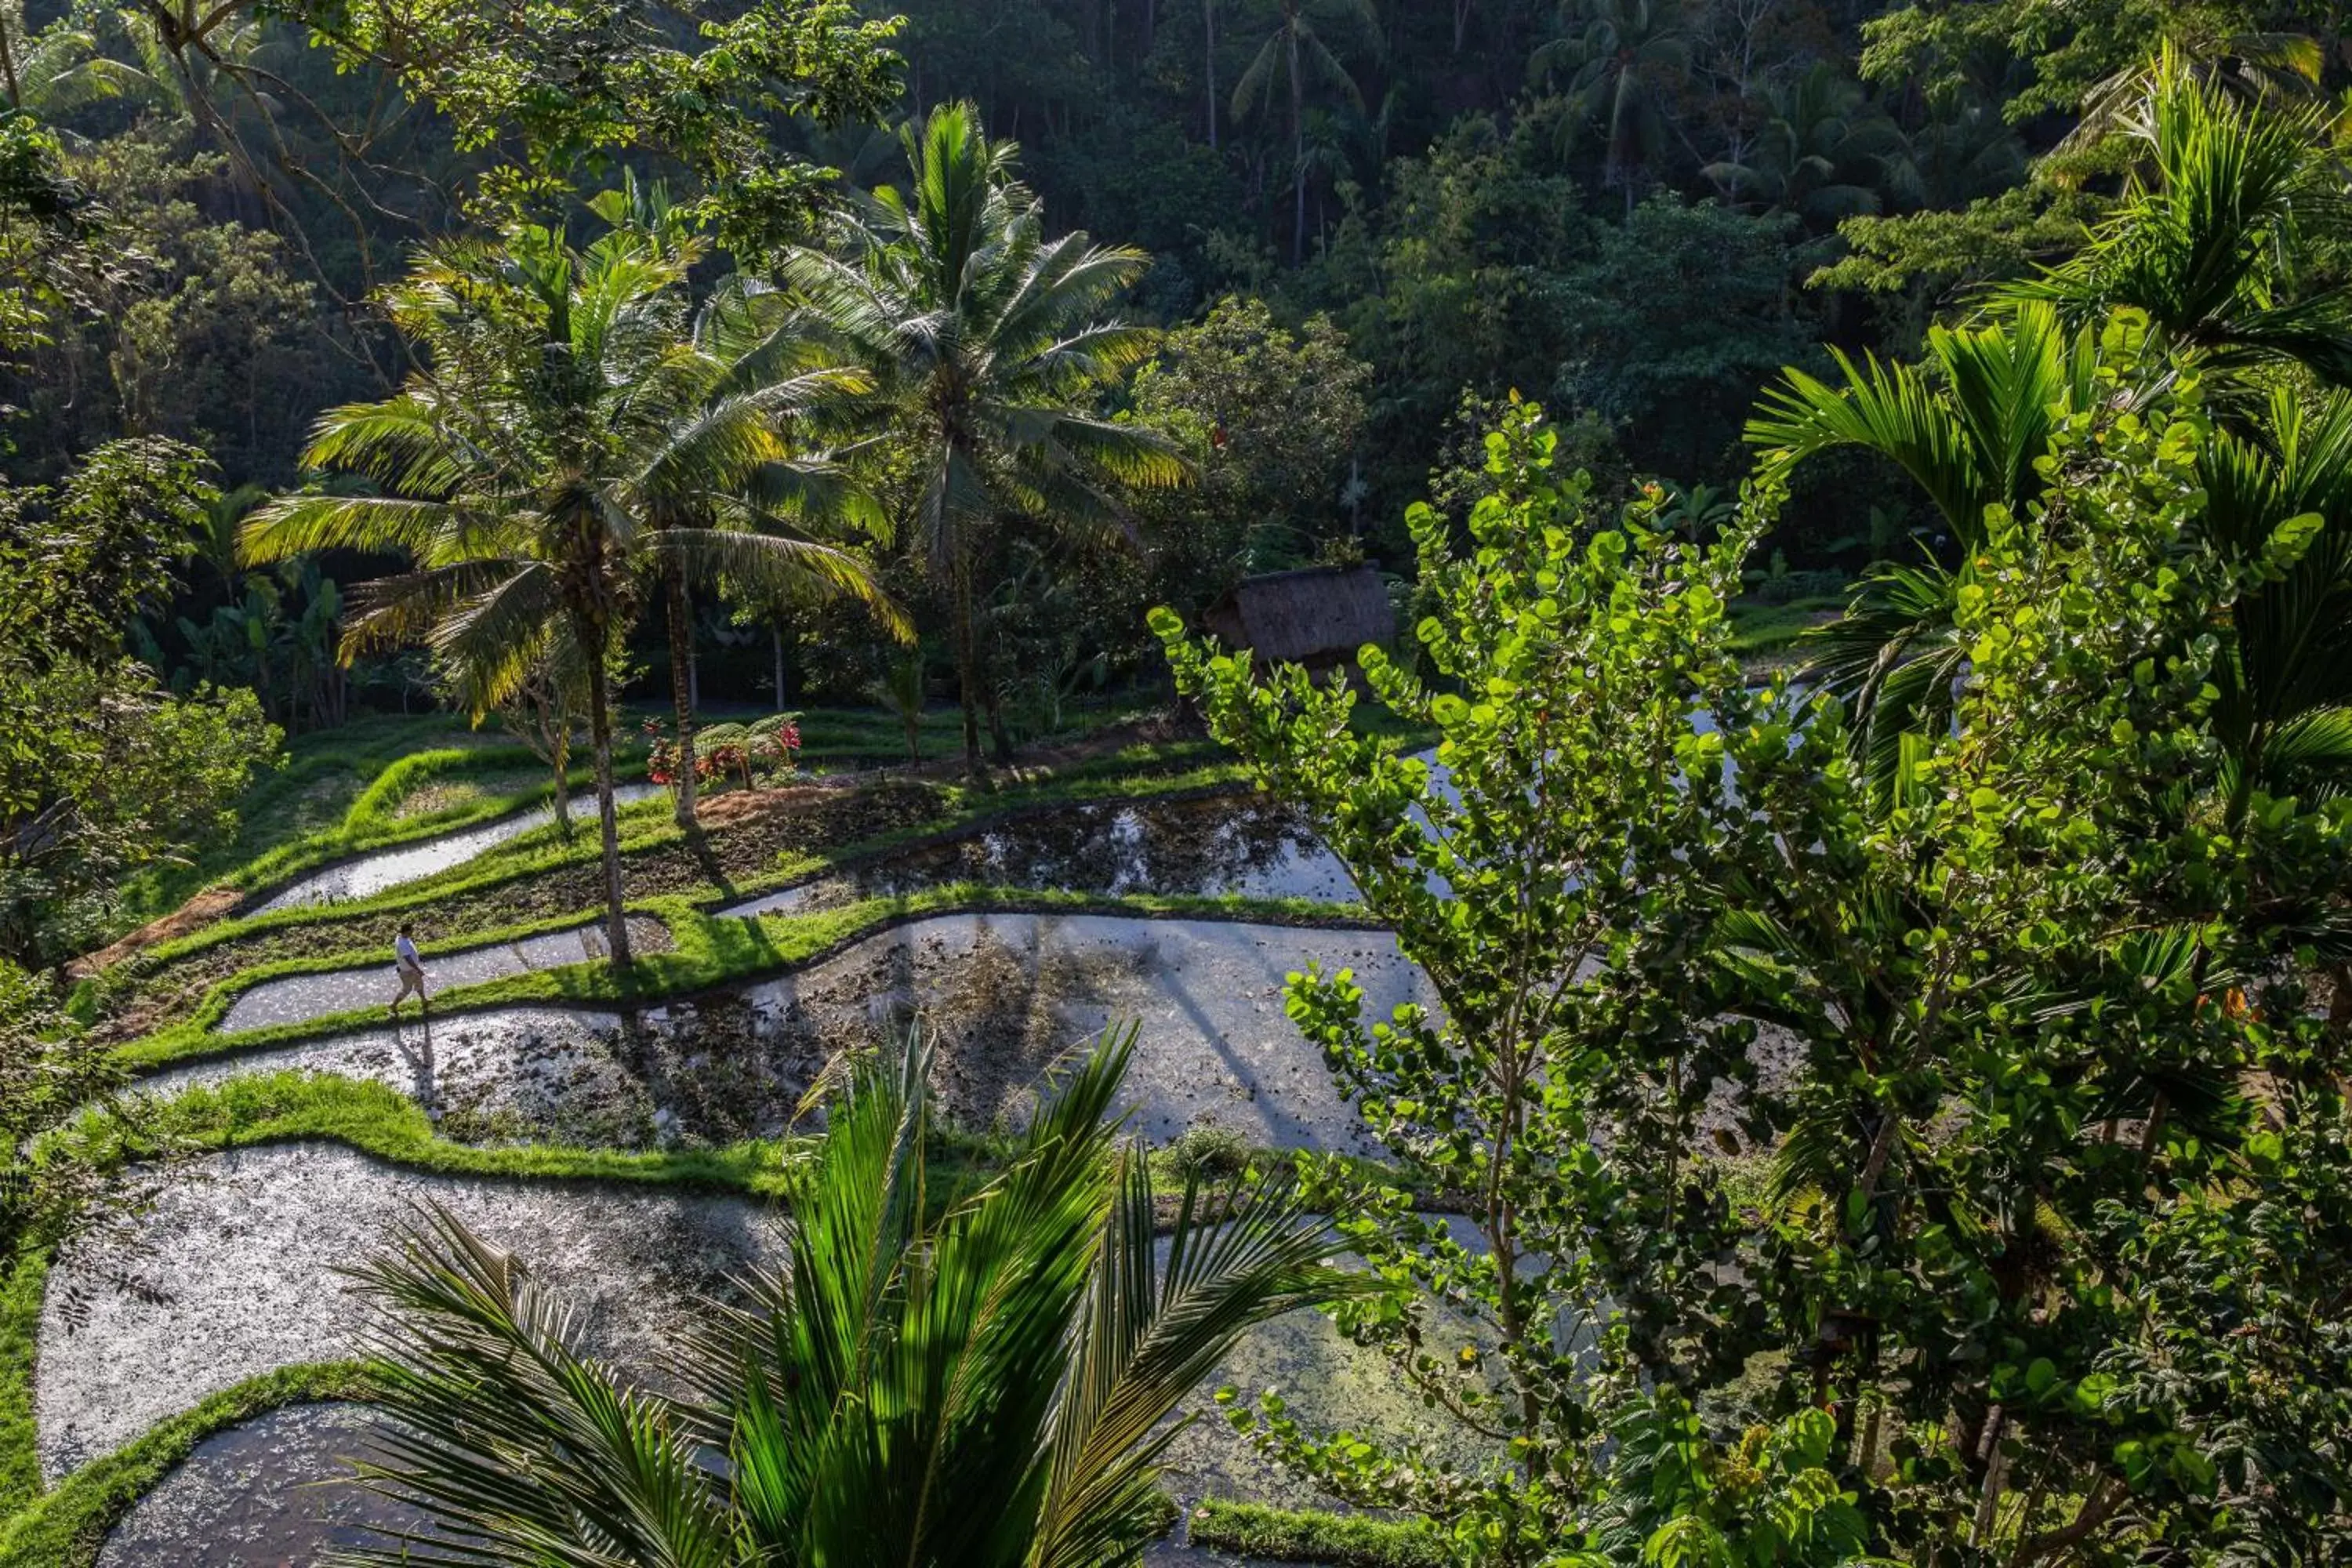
left=1203, top=564, right=1393, bottom=673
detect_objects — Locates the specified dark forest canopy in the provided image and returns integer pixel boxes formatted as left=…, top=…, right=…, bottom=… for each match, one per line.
left=2, top=0, right=2349, bottom=737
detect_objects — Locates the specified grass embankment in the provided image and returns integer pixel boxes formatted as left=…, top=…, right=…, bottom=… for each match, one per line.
left=124, top=703, right=1161, bottom=930
left=0, top=1252, right=366, bottom=1568
left=1724, top=595, right=1844, bottom=667
left=220, top=744, right=657, bottom=902
left=77, top=1073, right=804, bottom=1193
left=0, top=1359, right=372, bottom=1568
left=115, top=713, right=550, bottom=927
left=0, top=1058, right=1393, bottom=1566
left=93, top=743, right=1251, bottom=1043
left=1186, top=1498, right=1447, bottom=1568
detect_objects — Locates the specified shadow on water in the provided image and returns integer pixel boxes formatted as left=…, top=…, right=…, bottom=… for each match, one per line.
left=393, top=1011, right=436, bottom=1120
left=731, top=793, right=1357, bottom=919
left=95, top=1403, right=432, bottom=1568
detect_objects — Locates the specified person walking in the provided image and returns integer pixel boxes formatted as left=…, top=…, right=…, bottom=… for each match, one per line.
left=393, top=922, right=429, bottom=1014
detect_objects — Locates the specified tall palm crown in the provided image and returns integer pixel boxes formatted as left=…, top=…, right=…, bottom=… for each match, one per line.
left=1229, top=0, right=1381, bottom=265
left=1704, top=64, right=1904, bottom=227
left=247, top=220, right=889, bottom=959
left=2006, top=44, right=2352, bottom=389
left=587, top=177, right=902, bottom=829
left=1530, top=0, right=1693, bottom=214
left=0, top=1, right=145, bottom=114
left=336, top=1026, right=1359, bottom=1567
left=786, top=103, right=1185, bottom=774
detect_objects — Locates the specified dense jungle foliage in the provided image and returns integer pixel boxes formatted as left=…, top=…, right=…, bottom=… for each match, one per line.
left=6, top=0, right=2346, bottom=729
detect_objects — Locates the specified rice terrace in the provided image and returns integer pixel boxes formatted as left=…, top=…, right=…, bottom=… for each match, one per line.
left=5, top=3, right=2352, bottom=1563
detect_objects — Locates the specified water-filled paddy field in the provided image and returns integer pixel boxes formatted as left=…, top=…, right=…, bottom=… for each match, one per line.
left=56, top=758, right=1491, bottom=1563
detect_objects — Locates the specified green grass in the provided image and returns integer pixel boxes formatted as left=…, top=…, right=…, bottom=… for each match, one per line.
left=0, top=1258, right=42, bottom=1520
left=102, top=741, right=1244, bottom=1009
left=1725, top=595, right=1846, bottom=663
left=114, top=711, right=506, bottom=924
left=0, top=1362, right=374, bottom=1568
left=1186, top=1498, right=1447, bottom=1568
left=66, top=1072, right=804, bottom=1195
left=110, top=695, right=1131, bottom=931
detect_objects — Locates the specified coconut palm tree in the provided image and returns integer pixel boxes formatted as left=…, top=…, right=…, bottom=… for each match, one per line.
left=1530, top=0, right=1692, bottom=216
left=590, top=177, right=902, bottom=829
left=0, top=0, right=143, bottom=114
left=785, top=104, right=1186, bottom=776
left=335, top=1024, right=1361, bottom=1567
left=1229, top=0, right=1381, bottom=264
left=1702, top=64, right=1904, bottom=227
left=247, top=220, right=895, bottom=960
left=1879, top=95, right=2027, bottom=213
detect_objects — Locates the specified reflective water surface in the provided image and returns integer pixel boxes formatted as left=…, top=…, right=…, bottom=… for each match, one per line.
left=257, top=782, right=666, bottom=913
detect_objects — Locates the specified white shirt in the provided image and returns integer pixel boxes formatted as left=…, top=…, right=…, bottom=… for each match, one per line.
left=394, top=934, right=422, bottom=968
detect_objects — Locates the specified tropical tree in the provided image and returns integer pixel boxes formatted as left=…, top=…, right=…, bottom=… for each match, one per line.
left=786, top=103, right=1186, bottom=775
left=1757, top=309, right=2352, bottom=822
left=337, top=1025, right=1361, bottom=1566
left=1160, top=387, right=2352, bottom=1567
left=1529, top=0, right=1693, bottom=216
left=0, top=0, right=144, bottom=114
left=2005, top=43, right=2352, bottom=390
left=247, top=220, right=892, bottom=958
left=1876, top=93, right=2029, bottom=212
left=1229, top=0, right=1381, bottom=264
left=1, top=438, right=280, bottom=967
left=114, top=0, right=276, bottom=123
left=1755, top=56, right=2352, bottom=795
left=590, top=179, right=902, bottom=829
left=2186, top=387, right=2352, bottom=811
left=1701, top=63, right=1902, bottom=227
left=1745, top=298, right=2103, bottom=771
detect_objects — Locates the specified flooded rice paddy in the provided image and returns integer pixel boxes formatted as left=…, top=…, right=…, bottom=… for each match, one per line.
left=39, top=1142, right=777, bottom=1475
left=82, top=1216, right=1486, bottom=1562
left=217, top=915, right=670, bottom=1034
left=161, top=913, right=1428, bottom=1156
left=721, top=789, right=1360, bottom=917
left=93, top=1403, right=437, bottom=1568
left=80, top=769, right=1490, bottom=1562
left=256, top=782, right=666, bottom=913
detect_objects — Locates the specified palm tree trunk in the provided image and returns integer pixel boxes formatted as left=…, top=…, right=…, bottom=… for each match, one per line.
left=548, top=705, right=572, bottom=841
left=953, top=554, right=984, bottom=777
left=585, top=645, right=633, bottom=969
left=987, top=689, right=1014, bottom=764
left=664, top=568, right=699, bottom=828
left=1203, top=0, right=1218, bottom=148
left=1289, top=24, right=1305, bottom=265
left=771, top=623, right=786, bottom=708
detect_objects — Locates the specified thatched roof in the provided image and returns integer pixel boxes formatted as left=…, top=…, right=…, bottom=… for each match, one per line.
left=1203, top=564, right=1393, bottom=669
